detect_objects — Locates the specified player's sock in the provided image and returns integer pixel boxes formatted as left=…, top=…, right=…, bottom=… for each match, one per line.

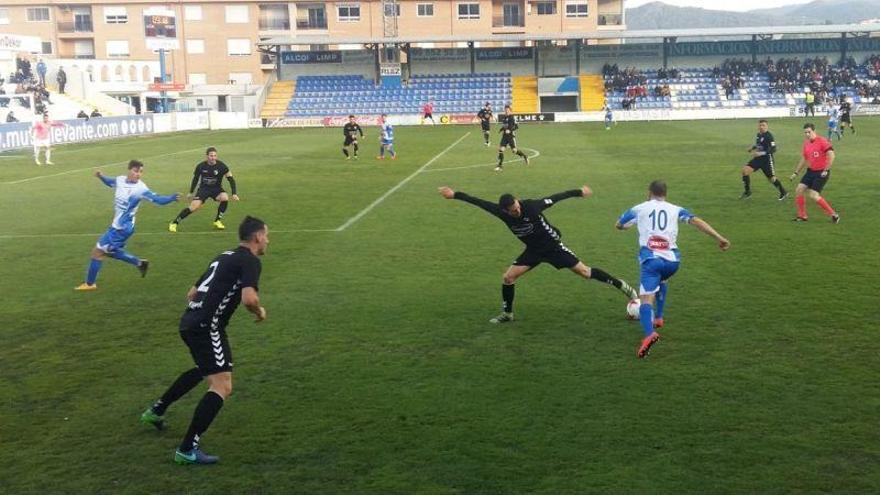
left=773, top=179, right=786, bottom=195
left=497, top=152, right=504, bottom=165
left=45, top=148, right=51, bottom=163
left=342, top=148, right=349, bottom=157
left=851, top=126, right=856, bottom=134
left=109, top=249, right=140, bottom=266
left=796, top=196, right=807, bottom=218
left=174, top=208, right=192, bottom=224
left=353, top=144, right=359, bottom=156
left=379, top=146, right=385, bottom=157
left=86, top=259, right=102, bottom=285
left=639, top=303, right=654, bottom=337
left=742, top=175, right=751, bottom=193
left=153, top=367, right=203, bottom=416
left=216, top=202, right=228, bottom=221
left=516, top=150, right=526, bottom=158
left=656, top=283, right=668, bottom=319
left=590, top=268, right=638, bottom=299
left=502, top=284, right=515, bottom=313
left=388, top=146, right=396, bottom=158
left=180, top=391, right=224, bottom=452
left=816, top=196, right=836, bottom=216
left=483, top=131, right=490, bottom=143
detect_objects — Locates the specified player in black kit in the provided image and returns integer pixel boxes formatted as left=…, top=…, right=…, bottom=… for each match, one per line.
left=839, top=98, right=855, bottom=135
left=169, top=147, right=239, bottom=232
left=342, top=114, right=364, bottom=159
left=140, top=216, right=268, bottom=465
left=476, top=102, right=494, bottom=146
left=496, top=105, right=529, bottom=172
left=438, top=185, right=638, bottom=323
left=740, top=120, right=787, bottom=200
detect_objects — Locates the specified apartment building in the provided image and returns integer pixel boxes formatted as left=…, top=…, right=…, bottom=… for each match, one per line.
left=0, top=0, right=625, bottom=85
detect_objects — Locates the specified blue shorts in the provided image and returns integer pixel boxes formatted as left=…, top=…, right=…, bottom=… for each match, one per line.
left=382, top=140, right=394, bottom=146
left=828, top=121, right=837, bottom=130
left=96, top=226, right=134, bottom=253
left=639, top=257, right=680, bottom=295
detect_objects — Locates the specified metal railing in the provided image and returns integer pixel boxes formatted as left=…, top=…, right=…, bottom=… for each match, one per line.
left=296, top=19, right=327, bottom=29
left=57, top=19, right=93, bottom=33
left=492, top=14, right=524, bottom=28
left=259, top=18, right=290, bottom=30
left=598, top=13, right=624, bottom=26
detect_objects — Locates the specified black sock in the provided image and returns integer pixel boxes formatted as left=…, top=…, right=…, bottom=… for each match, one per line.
left=497, top=152, right=504, bottom=165
left=590, top=267, right=637, bottom=299
left=742, top=175, right=751, bottom=192
left=483, top=131, right=490, bottom=143
left=353, top=144, right=359, bottom=156
left=153, top=368, right=203, bottom=416
left=773, top=178, right=786, bottom=194
left=851, top=126, right=856, bottom=133
left=516, top=150, right=526, bottom=158
left=216, top=201, right=228, bottom=221
left=342, top=148, right=349, bottom=157
left=174, top=208, right=192, bottom=224
left=502, top=284, right=515, bottom=313
left=180, top=391, right=224, bottom=452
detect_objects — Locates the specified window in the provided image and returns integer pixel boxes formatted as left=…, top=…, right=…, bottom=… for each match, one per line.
left=384, top=3, right=400, bottom=16
left=0, top=8, right=9, bottom=24
left=296, top=4, right=327, bottom=29
left=417, top=3, right=433, bottom=16
left=106, top=40, right=130, bottom=57
left=565, top=0, right=588, bottom=17
left=225, top=5, right=249, bottom=23
left=535, top=1, right=556, bottom=15
left=229, top=72, right=253, bottom=85
left=337, top=4, right=360, bottom=22
left=74, top=39, right=95, bottom=58
left=188, top=73, right=207, bottom=85
left=184, top=5, right=203, bottom=20
left=104, top=6, right=128, bottom=23
left=259, top=4, right=290, bottom=29
left=41, top=41, right=53, bottom=54
left=227, top=38, right=252, bottom=56
left=26, top=7, right=51, bottom=22
left=186, top=39, right=205, bottom=54
left=457, top=3, right=479, bottom=19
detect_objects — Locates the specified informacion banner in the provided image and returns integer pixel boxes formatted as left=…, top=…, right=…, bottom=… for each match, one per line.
left=280, top=51, right=343, bottom=64
left=475, top=47, right=534, bottom=61
left=143, top=8, right=179, bottom=50
left=668, top=37, right=880, bottom=57
left=0, top=115, right=154, bottom=151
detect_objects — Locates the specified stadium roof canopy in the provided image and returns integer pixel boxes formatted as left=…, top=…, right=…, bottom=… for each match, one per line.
left=258, top=23, right=880, bottom=47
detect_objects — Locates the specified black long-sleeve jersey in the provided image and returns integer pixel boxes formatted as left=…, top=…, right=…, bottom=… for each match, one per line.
left=499, top=114, right=519, bottom=135
left=751, top=131, right=777, bottom=156
left=840, top=101, right=852, bottom=117
left=182, top=246, right=262, bottom=332
left=190, top=160, right=231, bottom=192
left=477, top=108, right=494, bottom=123
left=453, top=190, right=582, bottom=251
left=343, top=122, right=364, bottom=138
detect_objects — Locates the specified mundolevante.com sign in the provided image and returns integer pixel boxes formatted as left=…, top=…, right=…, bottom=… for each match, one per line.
left=0, top=115, right=154, bottom=151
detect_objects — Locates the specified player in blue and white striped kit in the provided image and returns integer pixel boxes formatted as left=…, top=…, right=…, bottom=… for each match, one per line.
left=377, top=114, right=397, bottom=160
left=826, top=106, right=842, bottom=141
left=75, top=160, right=180, bottom=291
left=616, top=180, right=730, bottom=358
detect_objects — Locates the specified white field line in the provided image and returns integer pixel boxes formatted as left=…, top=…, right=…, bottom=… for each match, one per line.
left=1, top=147, right=204, bottom=185
left=0, top=228, right=338, bottom=240
left=422, top=147, right=540, bottom=173
left=334, top=132, right=470, bottom=231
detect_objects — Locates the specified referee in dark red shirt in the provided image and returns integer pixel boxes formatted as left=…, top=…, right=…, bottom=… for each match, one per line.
left=790, top=123, right=840, bottom=223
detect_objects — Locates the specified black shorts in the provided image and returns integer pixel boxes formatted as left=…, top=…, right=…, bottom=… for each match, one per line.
left=194, top=186, right=225, bottom=202
left=514, top=244, right=580, bottom=270
left=424, top=113, right=433, bottom=119
left=180, top=327, right=233, bottom=375
left=747, top=156, right=777, bottom=178
left=343, top=136, right=358, bottom=146
left=840, top=114, right=852, bottom=124
left=481, top=121, right=491, bottom=132
left=500, top=133, right=517, bottom=149
left=800, top=169, right=830, bottom=193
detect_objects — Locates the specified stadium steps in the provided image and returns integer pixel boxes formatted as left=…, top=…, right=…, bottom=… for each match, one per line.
left=579, top=75, right=605, bottom=111
left=261, top=80, right=296, bottom=120
left=511, top=76, right=538, bottom=113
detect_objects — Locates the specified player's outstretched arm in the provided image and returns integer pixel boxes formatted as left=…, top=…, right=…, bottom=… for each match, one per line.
left=690, top=217, right=731, bottom=251
left=94, top=170, right=116, bottom=187
left=439, top=186, right=502, bottom=216
left=242, top=287, right=266, bottom=323
left=143, top=190, right=181, bottom=205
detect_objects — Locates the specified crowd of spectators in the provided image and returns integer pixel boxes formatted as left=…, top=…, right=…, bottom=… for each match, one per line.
left=2, top=56, right=60, bottom=116
left=602, top=64, right=681, bottom=109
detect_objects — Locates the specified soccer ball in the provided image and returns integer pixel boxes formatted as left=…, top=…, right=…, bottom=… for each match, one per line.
left=626, top=299, right=641, bottom=320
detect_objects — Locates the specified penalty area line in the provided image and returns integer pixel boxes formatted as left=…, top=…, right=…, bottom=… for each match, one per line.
left=334, top=131, right=471, bottom=232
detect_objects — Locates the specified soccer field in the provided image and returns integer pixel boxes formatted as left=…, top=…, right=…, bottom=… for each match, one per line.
left=1, top=119, right=878, bottom=493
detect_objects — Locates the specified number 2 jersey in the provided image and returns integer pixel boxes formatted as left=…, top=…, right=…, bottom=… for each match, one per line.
left=181, top=246, right=262, bottom=332
left=618, top=199, right=695, bottom=263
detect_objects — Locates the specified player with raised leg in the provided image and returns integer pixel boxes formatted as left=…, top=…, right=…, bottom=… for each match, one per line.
left=616, top=180, right=730, bottom=358
left=740, top=120, right=787, bottom=200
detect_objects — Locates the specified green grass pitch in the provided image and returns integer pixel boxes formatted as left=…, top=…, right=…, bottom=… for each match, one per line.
left=1, top=118, right=878, bottom=493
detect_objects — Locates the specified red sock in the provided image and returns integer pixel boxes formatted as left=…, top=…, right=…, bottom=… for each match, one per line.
left=816, top=197, right=836, bottom=216
left=796, top=196, right=807, bottom=218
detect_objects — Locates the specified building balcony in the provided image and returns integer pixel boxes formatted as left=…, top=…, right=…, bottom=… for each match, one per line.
left=492, top=14, right=525, bottom=31
left=259, top=20, right=290, bottom=31
left=260, top=53, right=276, bottom=69
left=597, top=13, right=625, bottom=29
left=57, top=20, right=94, bottom=36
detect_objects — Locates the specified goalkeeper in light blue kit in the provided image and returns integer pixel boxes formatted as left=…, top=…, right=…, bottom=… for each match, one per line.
left=75, top=160, right=179, bottom=291
left=377, top=114, right=397, bottom=160
left=827, top=106, right=842, bottom=141
left=616, top=180, right=730, bottom=358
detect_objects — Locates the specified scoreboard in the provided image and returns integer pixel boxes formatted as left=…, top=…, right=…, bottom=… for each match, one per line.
left=143, top=8, right=179, bottom=50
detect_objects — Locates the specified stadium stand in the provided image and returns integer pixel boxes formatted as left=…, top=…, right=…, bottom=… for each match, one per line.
left=284, top=73, right=511, bottom=117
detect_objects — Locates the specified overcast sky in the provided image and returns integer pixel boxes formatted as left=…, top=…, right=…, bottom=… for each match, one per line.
left=626, top=0, right=815, bottom=11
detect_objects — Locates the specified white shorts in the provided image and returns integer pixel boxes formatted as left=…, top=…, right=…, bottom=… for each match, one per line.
left=34, top=139, right=50, bottom=148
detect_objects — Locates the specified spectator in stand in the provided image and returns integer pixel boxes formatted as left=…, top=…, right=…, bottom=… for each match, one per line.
left=805, top=90, right=816, bottom=117
left=0, top=86, right=6, bottom=108
left=36, top=59, right=47, bottom=87
left=57, top=67, right=67, bottom=94
left=90, top=108, right=102, bottom=118
left=6, top=110, right=18, bottom=123
left=77, top=109, right=90, bottom=120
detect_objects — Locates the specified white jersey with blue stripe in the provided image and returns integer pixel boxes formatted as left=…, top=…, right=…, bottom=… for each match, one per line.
left=381, top=123, right=394, bottom=142
left=110, top=176, right=152, bottom=230
left=827, top=107, right=839, bottom=124
left=618, top=199, right=695, bottom=262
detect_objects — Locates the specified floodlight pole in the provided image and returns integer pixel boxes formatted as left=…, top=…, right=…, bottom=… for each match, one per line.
left=159, top=48, right=168, bottom=113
